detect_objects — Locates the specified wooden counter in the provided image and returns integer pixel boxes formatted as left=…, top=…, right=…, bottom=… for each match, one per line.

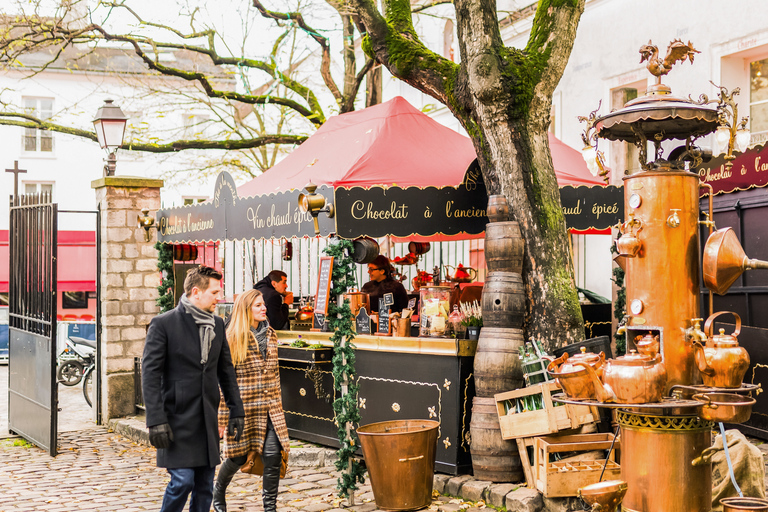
left=275, top=331, right=477, bottom=475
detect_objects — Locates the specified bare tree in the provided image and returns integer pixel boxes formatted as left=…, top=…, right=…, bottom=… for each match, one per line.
left=0, top=0, right=376, bottom=181
left=351, top=0, right=587, bottom=345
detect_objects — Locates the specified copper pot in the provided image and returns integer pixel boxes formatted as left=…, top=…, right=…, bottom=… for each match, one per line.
left=615, top=214, right=643, bottom=257
left=693, top=311, right=750, bottom=388
left=692, top=392, right=755, bottom=424
left=345, top=290, right=370, bottom=317
left=296, top=306, right=314, bottom=322
left=578, top=480, right=628, bottom=512
left=721, top=497, right=768, bottom=512
left=547, top=347, right=605, bottom=400
left=580, top=350, right=667, bottom=404
left=635, top=332, right=660, bottom=358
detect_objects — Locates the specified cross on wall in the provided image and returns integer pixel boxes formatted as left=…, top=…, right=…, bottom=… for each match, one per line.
left=5, top=160, right=27, bottom=202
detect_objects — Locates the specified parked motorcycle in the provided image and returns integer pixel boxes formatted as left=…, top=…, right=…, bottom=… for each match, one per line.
left=57, top=336, right=95, bottom=387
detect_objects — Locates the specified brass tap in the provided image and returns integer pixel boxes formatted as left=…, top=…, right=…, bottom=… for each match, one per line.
left=687, top=318, right=707, bottom=344
left=666, top=209, right=681, bottom=228
left=699, top=212, right=716, bottom=230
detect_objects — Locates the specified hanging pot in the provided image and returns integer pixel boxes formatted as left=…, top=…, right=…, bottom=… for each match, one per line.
left=693, top=311, right=750, bottom=388
left=408, top=241, right=431, bottom=255
left=615, top=214, right=643, bottom=257
left=692, top=392, right=755, bottom=424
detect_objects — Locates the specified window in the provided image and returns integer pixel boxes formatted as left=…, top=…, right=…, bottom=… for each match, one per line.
left=23, top=182, right=53, bottom=198
left=183, top=197, right=207, bottom=205
left=443, top=20, right=455, bottom=61
left=750, top=57, right=768, bottom=146
left=22, top=97, right=54, bottom=153
left=62, top=292, right=88, bottom=309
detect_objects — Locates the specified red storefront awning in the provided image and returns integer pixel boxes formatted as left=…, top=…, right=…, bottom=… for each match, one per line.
left=0, top=230, right=96, bottom=293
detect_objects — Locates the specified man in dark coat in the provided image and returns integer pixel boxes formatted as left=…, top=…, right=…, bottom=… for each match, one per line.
left=142, top=265, right=245, bottom=512
left=253, top=270, right=292, bottom=330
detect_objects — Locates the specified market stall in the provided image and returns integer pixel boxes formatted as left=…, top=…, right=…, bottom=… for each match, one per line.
left=155, top=96, right=613, bottom=475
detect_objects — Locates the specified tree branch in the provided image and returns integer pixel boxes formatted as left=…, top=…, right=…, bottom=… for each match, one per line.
left=0, top=115, right=306, bottom=152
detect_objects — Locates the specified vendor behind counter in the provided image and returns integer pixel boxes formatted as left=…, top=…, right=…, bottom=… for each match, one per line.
left=361, top=255, right=408, bottom=314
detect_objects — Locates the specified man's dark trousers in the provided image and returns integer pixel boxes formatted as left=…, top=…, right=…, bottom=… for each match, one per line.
left=161, top=466, right=216, bottom=512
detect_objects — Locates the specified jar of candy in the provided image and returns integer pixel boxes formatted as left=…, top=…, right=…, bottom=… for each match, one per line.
left=419, top=286, right=452, bottom=337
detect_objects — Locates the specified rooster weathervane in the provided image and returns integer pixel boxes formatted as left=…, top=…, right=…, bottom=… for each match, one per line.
left=639, top=39, right=700, bottom=85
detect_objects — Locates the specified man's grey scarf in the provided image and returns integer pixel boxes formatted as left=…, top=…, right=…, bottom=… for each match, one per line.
left=250, top=320, right=269, bottom=360
left=180, top=294, right=216, bottom=365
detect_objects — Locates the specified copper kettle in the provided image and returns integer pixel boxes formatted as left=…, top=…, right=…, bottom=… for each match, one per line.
left=615, top=214, right=643, bottom=257
left=635, top=332, right=659, bottom=358
left=579, top=351, right=667, bottom=404
left=547, top=347, right=605, bottom=400
left=693, top=311, right=750, bottom=389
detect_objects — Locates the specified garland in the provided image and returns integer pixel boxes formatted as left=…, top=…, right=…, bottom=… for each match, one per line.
left=155, top=242, right=175, bottom=313
left=323, top=238, right=365, bottom=501
left=610, top=241, right=626, bottom=355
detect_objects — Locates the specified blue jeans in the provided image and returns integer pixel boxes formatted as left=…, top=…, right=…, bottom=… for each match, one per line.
left=160, top=466, right=216, bottom=512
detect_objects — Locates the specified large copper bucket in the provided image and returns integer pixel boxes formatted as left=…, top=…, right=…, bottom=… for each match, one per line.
left=345, top=291, right=370, bottom=317
left=357, top=420, right=439, bottom=511
left=722, top=497, right=768, bottom=511
left=703, top=227, right=768, bottom=295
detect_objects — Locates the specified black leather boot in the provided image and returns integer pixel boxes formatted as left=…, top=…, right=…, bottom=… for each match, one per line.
left=261, top=424, right=283, bottom=512
left=213, top=458, right=242, bottom=512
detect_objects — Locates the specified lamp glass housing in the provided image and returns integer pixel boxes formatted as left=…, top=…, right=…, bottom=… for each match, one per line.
left=92, top=99, right=128, bottom=150
left=582, top=145, right=599, bottom=176
left=736, top=128, right=751, bottom=153
left=715, top=125, right=731, bottom=154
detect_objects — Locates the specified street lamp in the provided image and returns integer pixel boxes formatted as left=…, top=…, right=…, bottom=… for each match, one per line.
left=93, top=99, right=128, bottom=176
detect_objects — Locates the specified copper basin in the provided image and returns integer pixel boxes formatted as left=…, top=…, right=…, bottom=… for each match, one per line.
left=692, top=392, right=756, bottom=424
left=722, top=497, right=768, bottom=512
left=578, top=480, right=627, bottom=511
left=703, top=227, right=768, bottom=295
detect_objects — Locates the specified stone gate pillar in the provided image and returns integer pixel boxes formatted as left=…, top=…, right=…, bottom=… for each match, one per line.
left=91, top=176, right=164, bottom=421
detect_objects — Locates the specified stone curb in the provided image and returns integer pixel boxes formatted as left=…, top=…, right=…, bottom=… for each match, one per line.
left=108, top=415, right=337, bottom=468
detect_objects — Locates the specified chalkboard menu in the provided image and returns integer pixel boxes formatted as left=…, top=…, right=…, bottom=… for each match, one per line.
left=355, top=307, right=371, bottom=335
left=383, top=292, right=394, bottom=308
left=376, top=298, right=391, bottom=335
left=314, top=256, right=334, bottom=315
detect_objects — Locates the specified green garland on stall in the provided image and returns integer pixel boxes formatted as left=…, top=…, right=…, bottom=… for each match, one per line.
left=323, top=238, right=366, bottom=499
left=155, top=242, right=175, bottom=313
left=610, top=242, right=626, bottom=355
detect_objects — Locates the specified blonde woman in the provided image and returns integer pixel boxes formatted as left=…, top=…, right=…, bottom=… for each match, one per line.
left=214, top=289, right=290, bottom=512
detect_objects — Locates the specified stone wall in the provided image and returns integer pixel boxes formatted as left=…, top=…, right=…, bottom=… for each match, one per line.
left=92, top=176, right=164, bottom=421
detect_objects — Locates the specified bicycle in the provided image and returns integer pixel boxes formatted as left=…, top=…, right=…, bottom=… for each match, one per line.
left=82, top=361, right=95, bottom=407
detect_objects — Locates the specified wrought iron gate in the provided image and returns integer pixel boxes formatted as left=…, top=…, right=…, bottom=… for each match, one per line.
left=8, top=193, right=58, bottom=455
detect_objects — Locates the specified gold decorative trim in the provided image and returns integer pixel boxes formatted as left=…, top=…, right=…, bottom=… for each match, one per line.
left=428, top=406, right=436, bottom=418
left=359, top=398, right=366, bottom=409
left=283, top=410, right=335, bottom=422
left=461, top=373, right=473, bottom=452
left=275, top=331, right=467, bottom=357
left=443, top=437, right=451, bottom=449
left=443, top=379, right=451, bottom=390
left=392, top=403, right=401, bottom=413
left=616, top=410, right=713, bottom=431
left=299, top=388, right=306, bottom=396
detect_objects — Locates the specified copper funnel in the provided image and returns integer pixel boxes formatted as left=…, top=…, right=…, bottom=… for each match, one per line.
left=578, top=480, right=628, bottom=511
left=613, top=254, right=627, bottom=271
left=703, top=228, right=768, bottom=295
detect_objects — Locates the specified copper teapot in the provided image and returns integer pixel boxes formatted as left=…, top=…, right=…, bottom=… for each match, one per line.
left=547, top=347, right=605, bottom=400
left=635, top=332, right=660, bottom=358
left=693, top=311, right=750, bottom=388
left=580, top=351, right=667, bottom=404
left=615, top=214, right=643, bottom=257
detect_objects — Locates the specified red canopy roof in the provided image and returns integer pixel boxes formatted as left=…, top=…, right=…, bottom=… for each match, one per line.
left=238, top=96, right=601, bottom=197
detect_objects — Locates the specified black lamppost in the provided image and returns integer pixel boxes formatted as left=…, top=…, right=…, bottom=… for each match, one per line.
left=92, top=99, right=128, bottom=176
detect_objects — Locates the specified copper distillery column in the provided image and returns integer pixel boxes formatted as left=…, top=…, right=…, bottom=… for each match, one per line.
left=618, top=411, right=712, bottom=512
left=623, top=168, right=700, bottom=388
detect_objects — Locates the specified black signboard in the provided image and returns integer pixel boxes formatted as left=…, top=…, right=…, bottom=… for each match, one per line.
left=334, top=163, right=489, bottom=239
left=376, top=298, right=391, bottom=335
left=355, top=308, right=371, bottom=335
left=383, top=293, right=394, bottom=308
left=313, top=313, right=327, bottom=331
left=157, top=171, right=335, bottom=242
left=314, top=257, right=334, bottom=316
left=407, top=298, right=417, bottom=311
left=559, top=185, right=624, bottom=231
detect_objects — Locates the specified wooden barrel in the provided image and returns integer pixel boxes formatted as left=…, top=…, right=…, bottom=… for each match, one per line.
left=481, top=272, right=525, bottom=328
left=473, top=326, right=524, bottom=397
left=352, top=237, right=380, bottom=263
left=485, top=221, right=524, bottom=273
left=486, top=195, right=510, bottom=223
left=469, top=396, right=523, bottom=482
left=173, top=244, right=198, bottom=261
left=408, top=241, right=431, bottom=255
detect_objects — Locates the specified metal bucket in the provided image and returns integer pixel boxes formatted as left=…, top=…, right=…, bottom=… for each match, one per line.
left=357, top=420, right=439, bottom=511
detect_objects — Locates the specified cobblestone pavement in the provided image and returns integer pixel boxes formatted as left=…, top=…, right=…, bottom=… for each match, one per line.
left=0, top=426, right=453, bottom=512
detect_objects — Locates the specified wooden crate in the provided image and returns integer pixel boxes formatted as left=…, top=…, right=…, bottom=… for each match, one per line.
left=494, top=381, right=599, bottom=440
left=515, top=423, right=598, bottom=488
left=534, top=433, right=621, bottom=498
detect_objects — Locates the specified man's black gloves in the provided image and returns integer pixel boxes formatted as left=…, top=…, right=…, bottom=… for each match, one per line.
left=228, top=417, right=245, bottom=442
left=148, top=423, right=174, bottom=449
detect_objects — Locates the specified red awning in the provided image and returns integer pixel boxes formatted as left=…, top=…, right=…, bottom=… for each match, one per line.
left=0, top=230, right=96, bottom=293
left=238, top=96, right=602, bottom=196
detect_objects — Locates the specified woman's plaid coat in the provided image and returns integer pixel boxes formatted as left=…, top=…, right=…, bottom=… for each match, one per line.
left=218, top=327, right=290, bottom=458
